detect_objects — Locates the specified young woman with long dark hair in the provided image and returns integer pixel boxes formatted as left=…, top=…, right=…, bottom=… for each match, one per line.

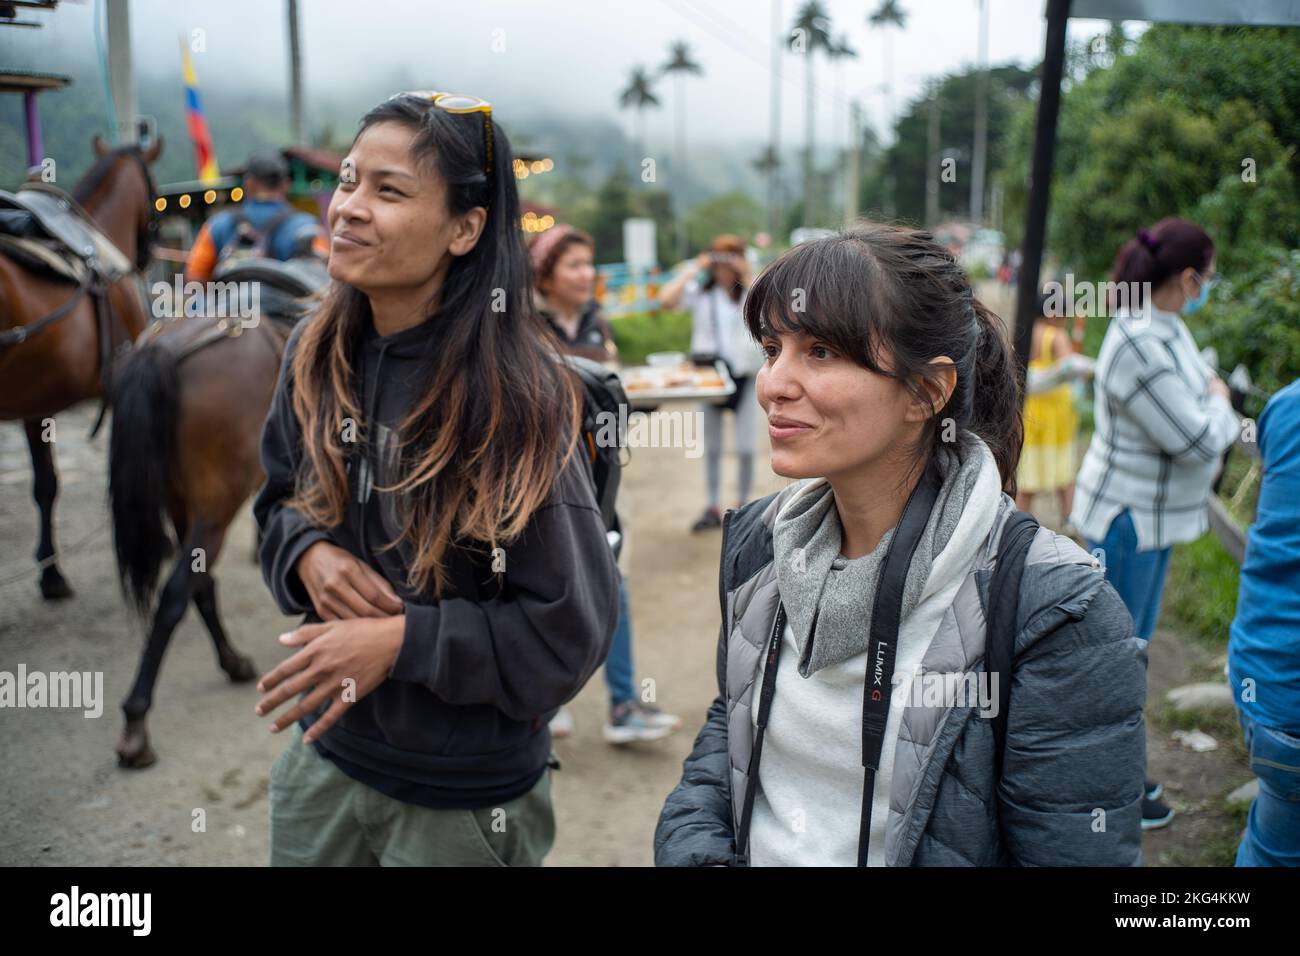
left=252, top=92, right=620, bottom=866
left=656, top=224, right=1146, bottom=867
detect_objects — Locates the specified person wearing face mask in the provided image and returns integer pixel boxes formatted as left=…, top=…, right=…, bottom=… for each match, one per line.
left=252, top=93, right=620, bottom=866
left=655, top=224, right=1146, bottom=867
left=1070, top=217, right=1240, bottom=833
left=658, top=234, right=763, bottom=533
left=529, top=224, right=685, bottom=745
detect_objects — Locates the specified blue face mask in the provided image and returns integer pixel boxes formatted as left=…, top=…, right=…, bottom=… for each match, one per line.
left=1183, top=273, right=1218, bottom=315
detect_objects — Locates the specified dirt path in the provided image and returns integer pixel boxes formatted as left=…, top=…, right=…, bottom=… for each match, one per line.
left=0, top=400, right=1249, bottom=865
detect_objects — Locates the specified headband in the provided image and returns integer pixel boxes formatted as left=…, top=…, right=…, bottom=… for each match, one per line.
left=529, top=224, right=581, bottom=280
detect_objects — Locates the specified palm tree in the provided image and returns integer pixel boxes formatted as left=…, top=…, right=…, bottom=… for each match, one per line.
left=789, top=1, right=833, bottom=226
left=618, top=67, right=661, bottom=175
left=868, top=0, right=907, bottom=217
left=661, top=41, right=703, bottom=258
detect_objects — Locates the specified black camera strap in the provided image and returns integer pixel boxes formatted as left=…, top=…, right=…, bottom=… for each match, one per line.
left=735, top=458, right=943, bottom=866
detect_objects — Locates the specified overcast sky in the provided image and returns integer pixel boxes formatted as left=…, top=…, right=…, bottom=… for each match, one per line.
left=9, top=0, right=1124, bottom=150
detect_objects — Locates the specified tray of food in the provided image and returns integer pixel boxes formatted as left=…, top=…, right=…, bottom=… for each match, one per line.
left=620, top=352, right=736, bottom=405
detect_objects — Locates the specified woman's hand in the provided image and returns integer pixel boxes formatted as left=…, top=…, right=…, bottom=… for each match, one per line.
left=255, top=616, right=406, bottom=743
left=1208, top=377, right=1231, bottom=402
left=296, top=540, right=403, bottom=620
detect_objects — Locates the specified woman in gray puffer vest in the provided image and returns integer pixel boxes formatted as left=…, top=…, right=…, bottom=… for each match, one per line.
left=655, top=225, right=1147, bottom=867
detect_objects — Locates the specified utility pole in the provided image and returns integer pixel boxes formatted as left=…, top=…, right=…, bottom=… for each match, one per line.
left=845, top=99, right=861, bottom=226
left=768, top=0, right=782, bottom=240
left=971, top=0, right=990, bottom=223
left=925, top=82, right=940, bottom=227
left=106, top=0, right=135, bottom=144
left=287, top=0, right=305, bottom=144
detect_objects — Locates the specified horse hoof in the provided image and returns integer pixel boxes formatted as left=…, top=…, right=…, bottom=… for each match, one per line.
left=39, top=571, right=74, bottom=601
left=225, top=656, right=257, bottom=684
left=115, top=730, right=157, bottom=770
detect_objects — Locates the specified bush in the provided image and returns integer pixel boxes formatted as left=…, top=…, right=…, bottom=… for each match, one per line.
left=608, top=309, right=693, bottom=366
left=1185, top=247, right=1300, bottom=414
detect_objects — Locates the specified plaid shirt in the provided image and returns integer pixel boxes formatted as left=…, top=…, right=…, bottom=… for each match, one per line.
left=1070, top=306, right=1240, bottom=551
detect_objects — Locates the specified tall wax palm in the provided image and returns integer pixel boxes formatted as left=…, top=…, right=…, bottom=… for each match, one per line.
left=618, top=66, right=662, bottom=175
left=789, top=1, right=833, bottom=226
left=868, top=0, right=907, bottom=217
left=661, top=40, right=703, bottom=259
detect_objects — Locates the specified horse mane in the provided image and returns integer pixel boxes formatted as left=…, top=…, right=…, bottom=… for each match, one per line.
left=72, top=145, right=144, bottom=205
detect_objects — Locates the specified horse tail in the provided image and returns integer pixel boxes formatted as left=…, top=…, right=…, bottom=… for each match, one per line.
left=109, top=342, right=179, bottom=614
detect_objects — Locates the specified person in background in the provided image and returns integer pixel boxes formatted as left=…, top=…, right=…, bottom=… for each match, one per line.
left=184, top=153, right=328, bottom=282
left=657, top=234, right=763, bottom=533
left=1227, top=376, right=1300, bottom=867
left=530, top=224, right=684, bottom=745
left=1016, top=293, right=1082, bottom=530
left=1070, top=216, right=1240, bottom=832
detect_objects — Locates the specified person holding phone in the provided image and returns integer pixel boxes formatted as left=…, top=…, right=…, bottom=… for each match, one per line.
left=658, top=234, right=763, bottom=532
left=252, top=92, right=620, bottom=866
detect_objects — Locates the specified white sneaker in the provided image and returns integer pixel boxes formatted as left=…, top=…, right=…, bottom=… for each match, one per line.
left=549, top=706, right=574, bottom=739
left=603, top=700, right=683, bottom=745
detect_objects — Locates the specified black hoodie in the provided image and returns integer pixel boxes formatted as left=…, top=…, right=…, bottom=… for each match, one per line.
left=253, top=315, right=620, bottom=809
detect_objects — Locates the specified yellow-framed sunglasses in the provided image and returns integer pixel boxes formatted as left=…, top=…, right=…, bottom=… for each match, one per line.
left=396, top=90, right=494, bottom=186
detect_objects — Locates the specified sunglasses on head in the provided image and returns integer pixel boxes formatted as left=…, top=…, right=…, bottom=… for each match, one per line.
left=395, top=90, right=494, bottom=194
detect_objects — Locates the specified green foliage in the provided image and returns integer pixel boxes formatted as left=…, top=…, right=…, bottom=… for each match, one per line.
left=867, top=64, right=1037, bottom=226
left=999, top=24, right=1300, bottom=263
left=1186, top=248, right=1300, bottom=409
left=685, top=192, right=764, bottom=253
left=608, top=309, right=693, bottom=366
left=1162, top=532, right=1241, bottom=650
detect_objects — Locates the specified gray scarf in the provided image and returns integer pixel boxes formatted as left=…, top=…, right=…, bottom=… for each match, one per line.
left=772, top=439, right=987, bottom=677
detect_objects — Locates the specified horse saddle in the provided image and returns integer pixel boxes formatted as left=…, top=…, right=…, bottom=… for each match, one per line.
left=0, top=181, right=132, bottom=287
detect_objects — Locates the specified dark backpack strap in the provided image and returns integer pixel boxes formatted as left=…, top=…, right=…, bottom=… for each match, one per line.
left=986, top=509, right=1039, bottom=777
left=252, top=208, right=299, bottom=257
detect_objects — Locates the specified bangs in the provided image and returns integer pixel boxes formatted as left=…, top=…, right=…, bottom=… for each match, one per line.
left=743, top=234, right=893, bottom=377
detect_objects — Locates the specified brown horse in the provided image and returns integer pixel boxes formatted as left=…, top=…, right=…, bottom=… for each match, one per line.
left=0, top=136, right=161, bottom=599
left=108, top=264, right=322, bottom=768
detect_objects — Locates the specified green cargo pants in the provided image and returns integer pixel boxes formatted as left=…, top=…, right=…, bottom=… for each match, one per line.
left=269, top=726, right=556, bottom=866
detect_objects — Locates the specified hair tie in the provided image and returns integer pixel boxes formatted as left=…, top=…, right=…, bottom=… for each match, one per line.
left=1136, top=228, right=1159, bottom=254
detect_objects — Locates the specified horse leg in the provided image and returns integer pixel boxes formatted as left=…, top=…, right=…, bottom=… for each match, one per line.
left=190, top=526, right=256, bottom=683
left=24, top=417, right=72, bottom=600
left=116, top=542, right=196, bottom=769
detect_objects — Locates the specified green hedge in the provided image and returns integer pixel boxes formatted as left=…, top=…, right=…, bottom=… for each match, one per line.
left=608, top=309, right=693, bottom=367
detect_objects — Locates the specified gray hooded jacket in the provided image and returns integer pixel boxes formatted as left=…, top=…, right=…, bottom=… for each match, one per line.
left=655, top=460, right=1147, bottom=867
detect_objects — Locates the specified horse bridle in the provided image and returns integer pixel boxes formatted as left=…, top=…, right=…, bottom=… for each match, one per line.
left=124, top=147, right=161, bottom=273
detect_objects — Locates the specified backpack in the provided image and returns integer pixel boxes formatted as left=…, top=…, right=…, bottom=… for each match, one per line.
left=215, top=208, right=297, bottom=271
left=561, top=355, right=628, bottom=556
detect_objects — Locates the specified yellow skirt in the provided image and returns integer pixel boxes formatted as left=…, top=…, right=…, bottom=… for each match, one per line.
left=1018, top=384, right=1077, bottom=493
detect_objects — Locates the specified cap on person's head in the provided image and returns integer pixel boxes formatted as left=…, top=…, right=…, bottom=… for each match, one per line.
left=245, top=153, right=289, bottom=187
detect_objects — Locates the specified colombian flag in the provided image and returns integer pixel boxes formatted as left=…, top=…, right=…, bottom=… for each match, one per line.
left=180, top=40, right=220, bottom=184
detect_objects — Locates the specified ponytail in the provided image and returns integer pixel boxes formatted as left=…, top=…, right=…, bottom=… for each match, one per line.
left=1111, top=217, right=1215, bottom=309
left=968, top=299, right=1023, bottom=493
